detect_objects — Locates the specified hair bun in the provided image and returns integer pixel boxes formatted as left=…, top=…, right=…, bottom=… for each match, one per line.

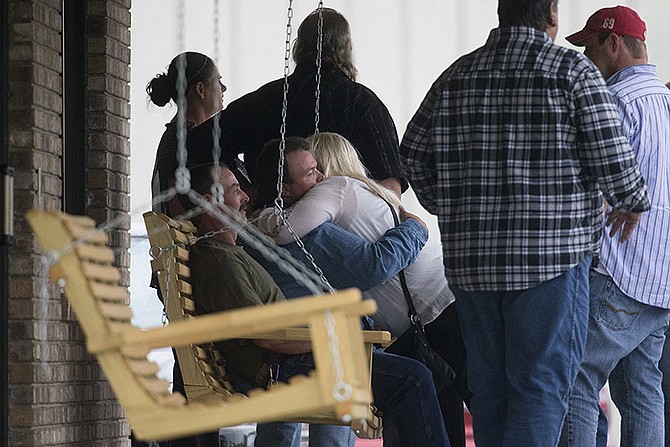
left=146, top=73, right=174, bottom=107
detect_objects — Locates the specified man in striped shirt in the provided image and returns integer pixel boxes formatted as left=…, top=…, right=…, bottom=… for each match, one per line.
left=399, top=0, right=651, bottom=445
left=559, top=6, right=670, bottom=447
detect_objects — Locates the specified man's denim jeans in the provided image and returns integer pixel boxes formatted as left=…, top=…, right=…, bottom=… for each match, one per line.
left=453, top=256, right=591, bottom=447
left=369, top=350, right=450, bottom=447
left=559, top=270, right=670, bottom=447
left=255, top=350, right=451, bottom=447
left=254, top=353, right=355, bottom=447
left=658, top=326, right=670, bottom=445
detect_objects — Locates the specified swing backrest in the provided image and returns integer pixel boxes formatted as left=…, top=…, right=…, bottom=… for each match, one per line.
left=143, top=211, right=235, bottom=402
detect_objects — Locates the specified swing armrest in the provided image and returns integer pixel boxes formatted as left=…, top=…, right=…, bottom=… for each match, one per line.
left=254, top=328, right=392, bottom=346
left=88, top=289, right=376, bottom=353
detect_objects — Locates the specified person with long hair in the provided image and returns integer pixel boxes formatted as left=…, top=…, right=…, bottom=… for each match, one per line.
left=187, top=7, right=405, bottom=202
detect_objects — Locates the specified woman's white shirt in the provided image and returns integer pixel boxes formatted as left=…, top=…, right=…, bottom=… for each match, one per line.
left=256, top=176, right=454, bottom=335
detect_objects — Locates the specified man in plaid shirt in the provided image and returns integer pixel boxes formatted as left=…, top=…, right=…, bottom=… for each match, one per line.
left=400, top=0, right=650, bottom=446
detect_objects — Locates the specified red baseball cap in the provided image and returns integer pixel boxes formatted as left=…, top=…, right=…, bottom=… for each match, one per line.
left=566, top=5, right=646, bottom=46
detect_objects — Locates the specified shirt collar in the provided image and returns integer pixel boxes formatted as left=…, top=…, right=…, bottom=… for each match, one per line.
left=487, top=26, right=553, bottom=45
left=607, top=63, right=657, bottom=87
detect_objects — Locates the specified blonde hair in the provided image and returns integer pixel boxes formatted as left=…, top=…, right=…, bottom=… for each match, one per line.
left=307, top=132, right=402, bottom=207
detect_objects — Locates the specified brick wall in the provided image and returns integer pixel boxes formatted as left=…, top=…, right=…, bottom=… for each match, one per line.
left=86, top=0, right=132, bottom=287
left=7, top=0, right=131, bottom=445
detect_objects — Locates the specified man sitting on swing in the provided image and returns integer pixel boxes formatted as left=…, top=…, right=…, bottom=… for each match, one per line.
left=181, top=163, right=451, bottom=447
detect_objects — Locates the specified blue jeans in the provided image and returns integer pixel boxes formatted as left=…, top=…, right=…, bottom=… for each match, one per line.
left=256, top=421, right=354, bottom=447
left=453, top=256, right=590, bottom=447
left=255, top=351, right=451, bottom=447
left=659, top=327, right=670, bottom=446
left=371, top=351, right=450, bottom=447
left=559, top=270, right=670, bottom=447
left=254, top=353, right=355, bottom=447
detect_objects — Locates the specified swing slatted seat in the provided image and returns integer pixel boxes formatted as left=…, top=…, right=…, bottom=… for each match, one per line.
left=27, top=209, right=380, bottom=442
left=143, top=211, right=387, bottom=438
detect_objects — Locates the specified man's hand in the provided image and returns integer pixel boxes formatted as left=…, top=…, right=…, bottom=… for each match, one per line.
left=605, top=208, right=643, bottom=243
left=399, top=207, right=429, bottom=235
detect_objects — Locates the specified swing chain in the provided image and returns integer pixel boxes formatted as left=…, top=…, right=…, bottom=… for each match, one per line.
left=210, top=0, right=223, bottom=177
left=314, top=1, right=324, bottom=134
left=148, top=244, right=173, bottom=325
left=272, top=0, right=334, bottom=293
left=175, top=0, right=190, bottom=193
left=276, top=0, right=295, bottom=212
left=276, top=210, right=335, bottom=293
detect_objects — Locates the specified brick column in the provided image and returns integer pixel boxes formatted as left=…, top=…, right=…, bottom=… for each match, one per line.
left=7, top=0, right=132, bottom=445
left=87, top=0, right=131, bottom=286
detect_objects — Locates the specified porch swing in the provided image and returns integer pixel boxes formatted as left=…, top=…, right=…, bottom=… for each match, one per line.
left=143, top=0, right=388, bottom=438
left=27, top=0, right=386, bottom=442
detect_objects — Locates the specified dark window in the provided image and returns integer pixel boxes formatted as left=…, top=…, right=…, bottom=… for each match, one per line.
left=63, top=0, right=87, bottom=215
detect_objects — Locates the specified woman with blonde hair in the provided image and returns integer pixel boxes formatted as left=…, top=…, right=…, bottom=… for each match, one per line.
left=256, top=132, right=471, bottom=447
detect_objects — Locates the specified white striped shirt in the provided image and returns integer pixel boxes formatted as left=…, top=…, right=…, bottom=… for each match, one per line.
left=599, top=64, right=670, bottom=308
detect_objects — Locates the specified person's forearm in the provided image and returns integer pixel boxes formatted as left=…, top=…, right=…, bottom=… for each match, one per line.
left=333, top=219, right=428, bottom=291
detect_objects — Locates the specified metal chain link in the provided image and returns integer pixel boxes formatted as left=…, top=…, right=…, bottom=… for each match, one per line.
left=212, top=0, right=220, bottom=64
left=277, top=211, right=334, bottom=292
left=163, top=247, right=173, bottom=325
left=273, top=0, right=334, bottom=293
left=276, top=0, right=294, bottom=210
left=186, top=189, right=327, bottom=296
left=177, top=0, right=185, bottom=54
left=314, top=1, right=324, bottom=134
left=150, top=189, right=328, bottom=297
left=148, top=245, right=170, bottom=325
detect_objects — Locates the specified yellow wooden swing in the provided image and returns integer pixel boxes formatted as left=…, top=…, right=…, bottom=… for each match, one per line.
left=143, top=210, right=388, bottom=438
left=27, top=209, right=380, bottom=442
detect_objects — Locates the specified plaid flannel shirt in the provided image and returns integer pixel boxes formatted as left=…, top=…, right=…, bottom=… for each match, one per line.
left=400, top=27, right=650, bottom=291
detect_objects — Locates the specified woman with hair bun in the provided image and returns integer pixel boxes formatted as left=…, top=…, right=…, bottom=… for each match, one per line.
left=148, top=51, right=226, bottom=216
left=146, top=52, right=225, bottom=447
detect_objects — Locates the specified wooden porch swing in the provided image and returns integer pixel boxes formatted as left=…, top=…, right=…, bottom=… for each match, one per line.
left=27, top=209, right=379, bottom=442
left=143, top=210, right=388, bottom=438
